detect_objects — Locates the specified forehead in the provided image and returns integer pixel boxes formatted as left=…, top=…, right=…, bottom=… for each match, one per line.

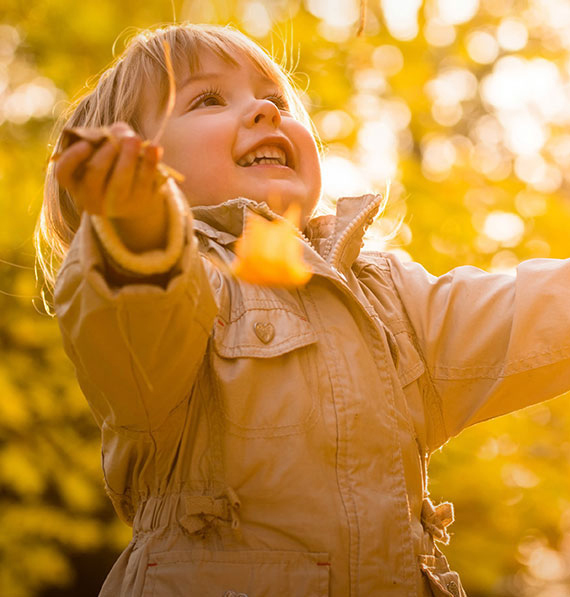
left=180, top=50, right=281, bottom=89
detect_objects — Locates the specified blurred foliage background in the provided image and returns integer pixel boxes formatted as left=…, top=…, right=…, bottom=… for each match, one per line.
left=1, top=0, right=570, bottom=595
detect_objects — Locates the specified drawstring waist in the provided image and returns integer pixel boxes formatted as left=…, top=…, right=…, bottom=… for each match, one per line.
left=181, top=487, right=241, bottom=537
left=132, top=487, right=242, bottom=538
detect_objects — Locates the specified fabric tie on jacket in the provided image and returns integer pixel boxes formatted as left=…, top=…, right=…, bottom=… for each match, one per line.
left=421, top=496, right=454, bottom=544
left=180, top=487, right=241, bottom=537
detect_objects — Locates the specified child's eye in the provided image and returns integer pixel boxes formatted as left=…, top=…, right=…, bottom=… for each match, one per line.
left=266, top=93, right=290, bottom=111
left=189, top=88, right=225, bottom=110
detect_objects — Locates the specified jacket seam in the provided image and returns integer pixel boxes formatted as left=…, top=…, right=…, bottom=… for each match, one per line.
left=364, top=308, right=418, bottom=590
left=302, top=286, right=360, bottom=595
left=215, top=331, right=314, bottom=353
left=432, top=344, right=570, bottom=380
left=225, top=304, right=307, bottom=324
left=385, top=258, right=450, bottom=450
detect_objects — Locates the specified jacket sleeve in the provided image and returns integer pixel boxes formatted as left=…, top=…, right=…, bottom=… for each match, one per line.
left=54, top=183, right=219, bottom=433
left=387, top=254, right=570, bottom=443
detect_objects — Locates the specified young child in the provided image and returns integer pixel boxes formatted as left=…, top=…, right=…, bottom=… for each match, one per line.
left=36, top=23, right=570, bottom=597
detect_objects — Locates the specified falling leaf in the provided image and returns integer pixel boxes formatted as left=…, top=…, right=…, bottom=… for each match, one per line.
left=231, top=204, right=313, bottom=287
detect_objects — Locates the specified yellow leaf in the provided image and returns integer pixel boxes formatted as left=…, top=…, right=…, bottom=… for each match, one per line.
left=231, top=204, right=312, bottom=287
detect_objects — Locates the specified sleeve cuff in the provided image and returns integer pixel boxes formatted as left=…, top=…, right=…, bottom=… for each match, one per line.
left=90, top=180, right=187, bottom=277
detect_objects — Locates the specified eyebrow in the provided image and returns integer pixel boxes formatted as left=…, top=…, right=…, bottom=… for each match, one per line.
left=177, top=72, right=223, bottom=90
left=177, top=70, right=278, bottom=91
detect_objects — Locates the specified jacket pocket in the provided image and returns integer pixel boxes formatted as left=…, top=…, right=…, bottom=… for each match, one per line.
left=142, top=549, right=330, bottom=597
left=419, top=553, right=467, bottom=597
left=212, top=308, right=320, bottom=436
left=391, top=330, right=425, bottom=387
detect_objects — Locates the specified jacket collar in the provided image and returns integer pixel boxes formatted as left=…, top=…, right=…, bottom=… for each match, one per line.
left=192, top=193, right=384, bottom=272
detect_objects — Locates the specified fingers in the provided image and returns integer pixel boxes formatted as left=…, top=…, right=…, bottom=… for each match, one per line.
left=102, top=139, right=164, bottom=219
left=81, top=140, right=120, bottom=214
left=127, top=144, right=163, bottom=216
left=54, top=140, right=94, bottom=210
left=102, top=136, right=141, bottom=216
left=54, top=123, right=165, bottom=219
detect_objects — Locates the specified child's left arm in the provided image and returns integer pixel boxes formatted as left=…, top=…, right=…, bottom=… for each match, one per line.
left=387, top=255, right=570, bottom=445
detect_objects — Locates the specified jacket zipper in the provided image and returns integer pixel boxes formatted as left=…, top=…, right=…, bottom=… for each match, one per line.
left=328, top=194, right=386, bottom=271
left=249, top=195, right=385, bottom=276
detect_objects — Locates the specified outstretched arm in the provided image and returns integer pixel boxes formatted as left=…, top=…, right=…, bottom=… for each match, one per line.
left=54, top=122, right=218, bottom=433
left=387, top=255, right=570, bottom=445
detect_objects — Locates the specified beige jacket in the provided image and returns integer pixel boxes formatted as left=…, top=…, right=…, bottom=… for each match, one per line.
left=55, top=187, right=570, bottom=597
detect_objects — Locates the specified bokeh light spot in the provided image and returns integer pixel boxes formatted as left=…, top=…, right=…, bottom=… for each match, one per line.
left=423, top=19, right=456, bottom=47
left=515, top=191, right=548, bottom=218
left=436, top=0, right=479, bottom=25
left=381, top=0, right=422, bottom=41
left=421, top=135, right=457, bottom=180
left=371, top=45, right=404, bottom=76
left=241, top=2, right=272, bottom=38
left=321, top=154, right=369, bottom=199
left=315, top=110, right=354, bottom=140
left=307, top=0, right=359, bottom=27
left=497, top=18, right=528, bottom=51
left=483, top=211, right=525, bottom=245
left=466, top=30, right=499, bottom=64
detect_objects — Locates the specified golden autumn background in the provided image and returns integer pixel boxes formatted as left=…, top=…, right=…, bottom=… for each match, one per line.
left=1, top=0, right=570, bottom=595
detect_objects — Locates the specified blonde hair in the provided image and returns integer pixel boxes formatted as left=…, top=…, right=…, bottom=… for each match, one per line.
left=35, top=23, right=318, bottom=308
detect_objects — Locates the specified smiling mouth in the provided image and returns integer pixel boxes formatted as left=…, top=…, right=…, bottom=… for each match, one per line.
left=237, top=145, right=289, bottom=167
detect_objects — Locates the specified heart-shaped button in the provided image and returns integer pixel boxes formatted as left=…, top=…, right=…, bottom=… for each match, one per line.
left=253, top=322, right=275, bottom=344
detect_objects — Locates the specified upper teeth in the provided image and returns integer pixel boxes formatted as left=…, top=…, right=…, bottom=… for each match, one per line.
left=238, top=145, right=287, bottom=167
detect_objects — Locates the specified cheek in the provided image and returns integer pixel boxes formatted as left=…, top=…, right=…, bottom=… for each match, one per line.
left=291, top=123, right=320, bottom=171
left=163, top=119, right=232, bottom=167
left=299, top=136, right=322, bottom=190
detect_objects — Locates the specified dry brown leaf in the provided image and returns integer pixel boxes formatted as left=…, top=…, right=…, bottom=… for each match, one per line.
left=50, top=125, right=185, bottom=186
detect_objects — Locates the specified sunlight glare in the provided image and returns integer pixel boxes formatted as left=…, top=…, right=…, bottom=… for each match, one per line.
left=321, top=154, right=369, bottom=199
left=425, top=68, right=478, bottom=104
left=421, top=135, right=456, bottom=180
left=497, top=18, right=528, bottom=51
left=241, top=2, right=272, bottom=38
left=436, top=0, right=479, bottom=25
left=423, top=19, right=456, bottom=47
left=380, top=0, right=422, bottom=41
left=500, top=111, right=546, bottom=155
left=466, top=30, right=499, bottom=64
left=315, top=110, right=354, bottom=140
left=483, top=211, right=525, bottom=245
left=306, top=0, right=359, bottom=27
left=2, top=78, right=58, bottom=124
left=372, top=45, right=404, bottom=76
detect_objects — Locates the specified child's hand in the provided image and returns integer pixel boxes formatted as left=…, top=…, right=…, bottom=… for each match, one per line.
left=54, top=122, right=163, bottom=218
left=54, top=122, right=169, bottom=252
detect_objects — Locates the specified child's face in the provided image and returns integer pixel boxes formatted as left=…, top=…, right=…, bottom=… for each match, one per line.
left=140, top=50, right=322, bottom=223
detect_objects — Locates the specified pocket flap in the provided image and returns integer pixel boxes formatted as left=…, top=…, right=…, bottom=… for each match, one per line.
left=213, top=309, right=317, bottom=358
left=144, top=549, right=330, bottom=596
left=394, top=331, right=425, bottom=387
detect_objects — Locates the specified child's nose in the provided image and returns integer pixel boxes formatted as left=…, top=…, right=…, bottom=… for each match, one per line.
left=246, top=99, right=282, bottom=128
